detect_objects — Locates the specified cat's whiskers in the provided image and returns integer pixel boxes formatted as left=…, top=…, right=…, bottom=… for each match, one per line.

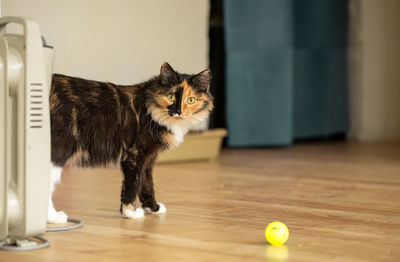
left=152, top=119, right=161, bottom=141
left=188, top=114, right=207, bottom=125
left=143, top=117, right=154, bottom=140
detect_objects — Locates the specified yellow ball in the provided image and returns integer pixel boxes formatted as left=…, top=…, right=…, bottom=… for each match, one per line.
left=265, top=221, right=289, bottom=245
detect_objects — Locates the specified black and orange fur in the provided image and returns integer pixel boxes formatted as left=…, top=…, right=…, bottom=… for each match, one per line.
left=50, top=62, right=213, bottom=213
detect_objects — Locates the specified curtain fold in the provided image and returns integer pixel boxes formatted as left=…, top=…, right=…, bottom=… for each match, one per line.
left=224, top=0, right=348, bottom=147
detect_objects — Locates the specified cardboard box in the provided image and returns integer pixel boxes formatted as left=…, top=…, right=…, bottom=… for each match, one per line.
left=157, top=128, right=227, bottom=163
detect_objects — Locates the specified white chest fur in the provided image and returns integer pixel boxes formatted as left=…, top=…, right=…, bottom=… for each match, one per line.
left=171, top=125, right=185, bottom=147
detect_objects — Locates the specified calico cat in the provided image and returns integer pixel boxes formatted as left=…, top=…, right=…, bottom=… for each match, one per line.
left=48, top=62, right=213, bottom=223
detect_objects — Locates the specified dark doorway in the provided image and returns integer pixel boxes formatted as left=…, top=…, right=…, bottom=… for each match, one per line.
left=208, top=0, right=226, bottom=130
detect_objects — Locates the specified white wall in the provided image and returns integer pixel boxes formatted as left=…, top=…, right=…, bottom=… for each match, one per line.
left=2, top=0, right=209, bottom=84
left=348, top=0, right=400, bottom=141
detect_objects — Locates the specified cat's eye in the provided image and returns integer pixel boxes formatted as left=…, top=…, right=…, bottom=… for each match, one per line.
left=187, top=97, right=196, bottom=104
left=167, top=94, right=176, bottom=102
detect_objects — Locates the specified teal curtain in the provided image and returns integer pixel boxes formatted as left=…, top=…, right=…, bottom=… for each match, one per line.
left=224, top=0, right=348, bottom=147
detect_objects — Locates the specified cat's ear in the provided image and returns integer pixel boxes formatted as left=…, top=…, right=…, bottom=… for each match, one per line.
left=160, top=62, right=179, bottom=85
left=192, top=69, right=211, bottom=92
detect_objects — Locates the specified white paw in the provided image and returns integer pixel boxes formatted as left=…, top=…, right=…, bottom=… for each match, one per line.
left=145, top=202, right=167, bottom=214
left=47, top=210, right=68, bottom=224
left=122, top=207, right=145, bottom=219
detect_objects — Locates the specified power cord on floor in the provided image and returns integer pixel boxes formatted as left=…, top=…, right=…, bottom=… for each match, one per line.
left=46, top=217, right=84, bottom=232
left=0, top=236, right=50, bottom=251
left=0, top=218, right=83, bottom=251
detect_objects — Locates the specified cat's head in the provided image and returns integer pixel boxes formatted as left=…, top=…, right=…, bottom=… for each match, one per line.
left=147, top=62, right=213, bottom=132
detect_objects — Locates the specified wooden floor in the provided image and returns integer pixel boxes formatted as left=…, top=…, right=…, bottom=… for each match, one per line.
left=1, top=141, right=400, bottom=261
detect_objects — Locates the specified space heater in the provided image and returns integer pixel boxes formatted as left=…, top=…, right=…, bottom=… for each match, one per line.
left=0, top=16, right=53, bottom=250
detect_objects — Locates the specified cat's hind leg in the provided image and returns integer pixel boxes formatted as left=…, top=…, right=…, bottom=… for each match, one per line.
left=47, top=163, right=68, bottom=223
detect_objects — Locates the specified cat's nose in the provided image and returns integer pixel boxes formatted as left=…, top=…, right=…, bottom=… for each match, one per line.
left=176, top=108, right=182, bottom=115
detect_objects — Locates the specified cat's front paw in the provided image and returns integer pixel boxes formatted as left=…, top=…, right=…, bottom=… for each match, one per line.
left=47, top=210, right=68, bottom=224
left=122, top=205, right=145, bottom=219
left=145, top=202, right=167, bottom=214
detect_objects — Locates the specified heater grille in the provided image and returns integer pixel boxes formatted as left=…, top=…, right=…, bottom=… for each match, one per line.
left=29, top=83, right=44, bottom=129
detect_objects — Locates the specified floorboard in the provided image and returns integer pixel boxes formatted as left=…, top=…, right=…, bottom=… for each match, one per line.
left=1, top=141, right=400, bottom=261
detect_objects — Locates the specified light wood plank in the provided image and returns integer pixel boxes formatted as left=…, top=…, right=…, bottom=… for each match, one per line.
left=1, top=141, right=400, bottom=261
